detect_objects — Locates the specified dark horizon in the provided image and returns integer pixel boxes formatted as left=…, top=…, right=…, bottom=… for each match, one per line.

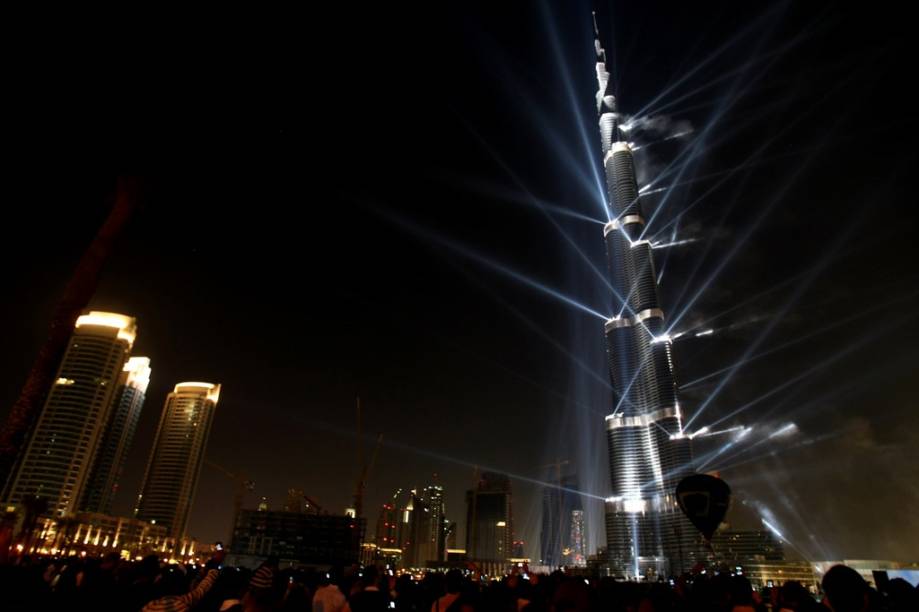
left=2, top=1, right=917, bottom=561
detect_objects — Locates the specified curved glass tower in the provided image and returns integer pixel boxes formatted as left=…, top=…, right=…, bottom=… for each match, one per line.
left=594, top=22, right=702, bottom=578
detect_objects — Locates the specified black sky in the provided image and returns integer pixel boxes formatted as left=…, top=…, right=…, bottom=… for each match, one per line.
left=3, top=1, right=918, bottom=560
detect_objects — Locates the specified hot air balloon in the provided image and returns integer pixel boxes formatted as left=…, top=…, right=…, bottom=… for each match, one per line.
left=676, top=473, right=731, bottom=542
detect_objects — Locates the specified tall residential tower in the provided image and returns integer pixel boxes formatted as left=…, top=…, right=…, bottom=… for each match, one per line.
left=594, top=19, right=702, bottom=577
left=3, top=312, right=136, bottom=517
left=135, top=382, right=220, bottom=539
left=80, top=356, right=151, bottom=514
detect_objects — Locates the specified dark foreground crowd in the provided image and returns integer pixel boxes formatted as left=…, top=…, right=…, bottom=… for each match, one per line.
left=0, top=552, right=916, bottom=612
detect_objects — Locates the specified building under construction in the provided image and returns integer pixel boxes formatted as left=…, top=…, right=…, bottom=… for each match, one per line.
left=229, top=508, right=365, bottom=568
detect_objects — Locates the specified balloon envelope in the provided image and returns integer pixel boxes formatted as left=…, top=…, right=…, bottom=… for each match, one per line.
left=676, top=474, right=731, bottom=540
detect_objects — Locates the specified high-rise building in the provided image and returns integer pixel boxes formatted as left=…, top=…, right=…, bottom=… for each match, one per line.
left=569, top=510, right=586, bottom=567
left=374, top=489, right=402, bottom=549
left=80, top=356, right=151, bottom=514
left=465, top=472, right=512, bottom=563
left=423, top=481, right=446, bottom=562
left=406, top=492, right=435, bottom=567
left=593, top=23, right=703, bottom=577
left=135, top=382, right=220, bottom=539
left=230, top=509, right=364, bottom=566
left=539, top=473, right=582, bottom=568
left=4, top=312, right=136, bottom=517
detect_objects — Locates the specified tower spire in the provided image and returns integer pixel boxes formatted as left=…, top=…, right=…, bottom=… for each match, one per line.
left=592, top=11, right=606, bottom=65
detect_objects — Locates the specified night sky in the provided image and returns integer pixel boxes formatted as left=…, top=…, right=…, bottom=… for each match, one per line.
left=3, top=1, right=917, bottom=560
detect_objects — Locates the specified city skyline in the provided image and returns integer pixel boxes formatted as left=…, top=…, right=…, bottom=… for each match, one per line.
left=2, top=0, right=918, bottom=562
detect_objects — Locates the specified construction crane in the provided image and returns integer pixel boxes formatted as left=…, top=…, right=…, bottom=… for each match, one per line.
left=353, top=397, right=383, bottom=519
left=205, top=459, right=255, bottom=544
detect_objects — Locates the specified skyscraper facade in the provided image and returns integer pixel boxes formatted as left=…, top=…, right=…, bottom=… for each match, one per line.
left=406, top=492, right=435, bottom=567
left=374, top=495, right=399, bottom=549
left=569, top=510, right=586, bottom=567
left=80, top=356, right=151, bottom=514
left=423, top=482, right=446, bottom=562
left=539, top=473, right=582, bottom=568
left=135, top=382, right=220, bottom=539
left=593, top=25, right=702, bottom=577
left=4, top=312, right=136, bottom=517
left=465, top=472, right=512, bottom=563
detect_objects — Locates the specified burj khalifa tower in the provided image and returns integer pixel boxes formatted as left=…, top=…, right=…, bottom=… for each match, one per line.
left=593, top=19, right=703, bottom=578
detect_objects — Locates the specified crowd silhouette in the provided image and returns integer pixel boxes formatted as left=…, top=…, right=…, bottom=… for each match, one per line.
left=0, top=552, right=915, bottom=612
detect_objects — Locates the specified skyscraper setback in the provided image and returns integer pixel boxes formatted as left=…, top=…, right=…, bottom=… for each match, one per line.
left=135, top=382, right=221, bottom=539
left=3, top=312, right=137, bottom=517
left=593, top=21, right=702, bottom=577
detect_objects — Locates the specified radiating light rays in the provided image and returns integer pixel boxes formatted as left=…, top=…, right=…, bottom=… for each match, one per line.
left=697, top=422, right=798, bottom=471
left=679, top=291, right=919, bottom=391
left=459, top=122, right=633, bottom=312
left=625, top=8, right=812, bottom=232
left=440, top=175, right=608, bottom=226
left=637, top=27, right=792, bottom=244
left=630, top=130, right=693, bottom=152
left=299, top=413, right=611, bottom=503
left=665, top=109, right=860, bottom=348
left=651, top=237, right=699, bottom=250
left=460, top=20, right=609, bottom=218
left=629, top=2, right=791, bottom=119
left=680, top=161, right=891, bottom=431
left=689, top=425, right=745, bottom=439
left=537, top=0, right=610, bottom=219
left=375, top=208, right=610, bottom=321
left=700, top=310, right=918, bottom=432
left=659, top=48, right=886, bottom=327
left=448, top=262, right=616, bottom=394
left=638, top=19, right=826, bottom=122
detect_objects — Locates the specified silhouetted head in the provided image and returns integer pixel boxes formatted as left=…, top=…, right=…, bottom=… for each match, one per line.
left=157, top=566, right=188, bottom=597
left=779, top=580, right=810, bottom=609
left=445, top=569, right=463, bottom=594
left=885, top=578, right=918, bottom=612
left=730, top=574, right=754, bottom=606
left=822, top=565, right=867, bottom=612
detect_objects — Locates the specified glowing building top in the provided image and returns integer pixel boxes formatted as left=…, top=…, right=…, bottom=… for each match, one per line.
left=135, top=380, right=221, bottom=538
left=75, top=311, right=138, bottom=346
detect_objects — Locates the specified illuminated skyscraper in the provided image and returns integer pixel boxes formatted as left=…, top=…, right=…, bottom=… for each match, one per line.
left=135, top=382, right=220, bottom=539
left=80, top=356, right=151, bottom=514
left=593, top=20, right=702, bottom=577
left=423, top=481, right=446, bottom=562
left=569, top=510, right=586, bottom=567
left=3, top=312, right=136, bottom=517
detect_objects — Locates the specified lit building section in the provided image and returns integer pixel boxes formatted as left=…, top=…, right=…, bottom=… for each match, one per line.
left=80, top=356, right=151, bottom=514
left=593, top=25, right=703, bottom=577
left=4, top=312, right=136, bottom=517
left=135, top=382, right=220, bottom=539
